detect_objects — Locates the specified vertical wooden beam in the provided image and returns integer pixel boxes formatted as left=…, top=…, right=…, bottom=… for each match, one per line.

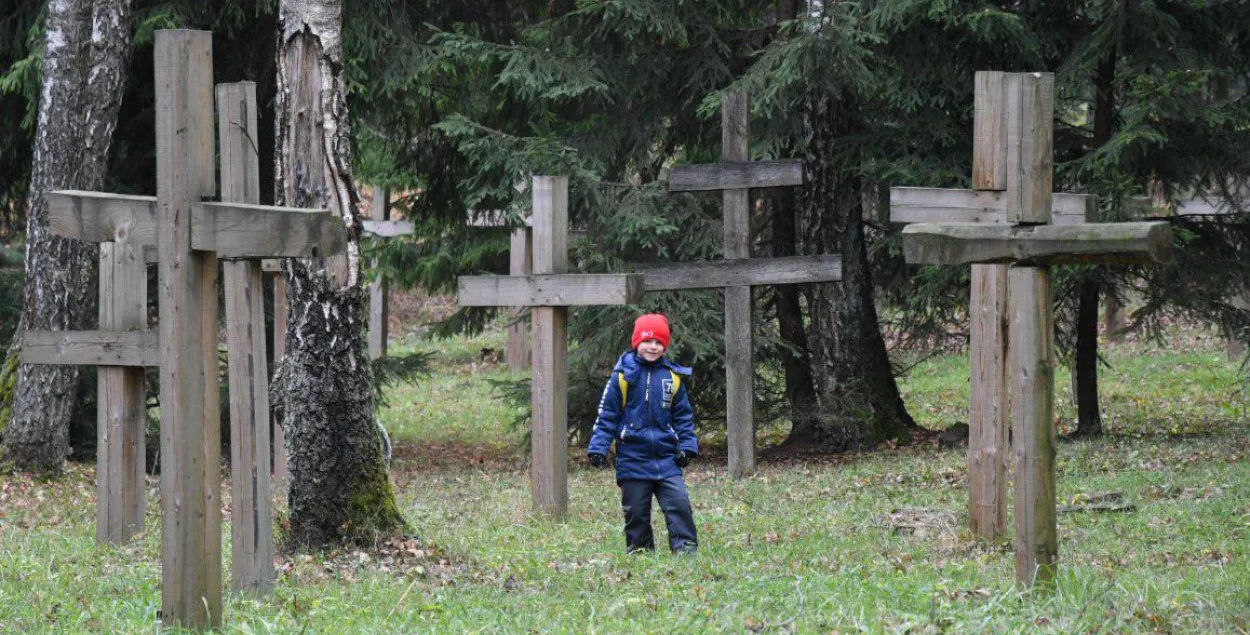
left=721, top=89, right=755, bottom=478
left=530, top=176, right=568, bottom=516
left=96, top=240, right=147, bottom=545
left=1009, top=266, right=1057, bottom=586
left=271, top=275, right=289, bottom=489
left=368, top=187, right=390, bottom=360
left=217, top=81, right=274, bottom=596
left=507, top=227, right=533, bottom=371
left=1005, top=73, right=1055, bottom=225
left=967, top=72, right=1011, bottom=540
left=155, top=29, right=221, bottom=630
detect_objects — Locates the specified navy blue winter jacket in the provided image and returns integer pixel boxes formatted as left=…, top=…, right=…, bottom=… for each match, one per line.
left=588, top=350, right=698, bottom=481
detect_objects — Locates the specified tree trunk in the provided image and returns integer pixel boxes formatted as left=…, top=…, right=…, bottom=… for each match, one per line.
left=800, top=95, right=918, bottom=450
left=275, top=0, right=407, bottom=547
left=770, top=187, right=820, bottom=447
left=3, top=0, right=132, bottom=474
left=1073, top=48, right=1116, bottom=438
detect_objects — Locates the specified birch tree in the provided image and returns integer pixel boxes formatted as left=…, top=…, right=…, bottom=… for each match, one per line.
left=273, top=0, right=407, bottom=547
left=2, top=0, right=132, bottom=474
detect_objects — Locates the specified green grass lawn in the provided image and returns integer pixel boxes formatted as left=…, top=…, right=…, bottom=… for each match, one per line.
left=2, top=324, right=1248, bottom=633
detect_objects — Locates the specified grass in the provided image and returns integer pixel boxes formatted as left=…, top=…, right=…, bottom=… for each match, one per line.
left=2, top=323, right=1249, bottom=633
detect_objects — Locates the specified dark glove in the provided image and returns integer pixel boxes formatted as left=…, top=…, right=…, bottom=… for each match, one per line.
left=588, top=452, right=608, bottom=469
left=676, top=451, right=695, bottom=468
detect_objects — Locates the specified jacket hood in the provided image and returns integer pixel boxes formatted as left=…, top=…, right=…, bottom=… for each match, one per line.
left=612, top=350, right=692, bottom=382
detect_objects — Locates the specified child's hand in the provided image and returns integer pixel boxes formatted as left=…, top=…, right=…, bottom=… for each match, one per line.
left=676, top=451, right=694, bottom=468
left=588, top=453, right=608, bottom=469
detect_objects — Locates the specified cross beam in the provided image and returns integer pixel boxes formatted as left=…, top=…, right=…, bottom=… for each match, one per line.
left=456, top=176, right=643, bottom=516
left=468, top=210, right=535, bottom=370
left=18, top=31, right=348, bottom=629
left=895, top=71, right=1173, bottom=587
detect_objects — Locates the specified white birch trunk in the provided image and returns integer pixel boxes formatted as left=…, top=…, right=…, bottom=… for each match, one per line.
left=3, top=0, right=133, bottom=474
left=273, top=0, right=406, bottom=546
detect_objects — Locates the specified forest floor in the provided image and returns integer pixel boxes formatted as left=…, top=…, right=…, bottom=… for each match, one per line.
left=1, top=315, right=1248, bottom=633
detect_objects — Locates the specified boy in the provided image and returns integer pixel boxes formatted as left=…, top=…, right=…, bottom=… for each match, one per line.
left=587, top=313, right=699, bottom=554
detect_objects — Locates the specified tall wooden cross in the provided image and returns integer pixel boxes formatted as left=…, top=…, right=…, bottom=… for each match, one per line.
left=19, top=30, right=347, bottom=629
left=466, top=208, right=535, bottom=371
left=361, top=187, right=415, bottom=359
left=458, top=176, right=643, bottom=516
left=889, top=70, right=1097, bottom=541
left=662, top=89, right=841, bottom=477
left=895, top=71, right=1172, bottom=586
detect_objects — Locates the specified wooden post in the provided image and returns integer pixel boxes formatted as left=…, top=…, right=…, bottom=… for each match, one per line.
left=271, top=274, right=288, bottom=489
left=1010, top=266, right=1057, bottom=586
left=530, top=176, right=569, bottom=515
left=217, top=81, right=274, bottom=596
left=369, top=187, right=390, bottom=360
left=507, top=227, right=533, bottom=371
left=96, top=240, right=147, bottom=545
left=967, top=71, right=1011, bottom=540
left=722, top=90, right=755, bottom=478
left=155, top=29, right=221, bottom=629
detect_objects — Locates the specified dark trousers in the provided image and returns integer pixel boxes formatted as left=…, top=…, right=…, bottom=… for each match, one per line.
left=619, top=475, right=697, bottom=553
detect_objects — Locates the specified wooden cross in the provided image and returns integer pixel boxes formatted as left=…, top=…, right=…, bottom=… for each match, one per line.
left=895, top=71, right=1172, bottom=586
left=19, top=31, right=347, bottom=629
left=467, top=208, right=535, bottom=371
left=361, top=186, right=415, bottom=360
left=662, top=89, right=841, bottom=478
left=458, top=176, right=643, bottom=516
left=889, top=70, right=1097, bottom=542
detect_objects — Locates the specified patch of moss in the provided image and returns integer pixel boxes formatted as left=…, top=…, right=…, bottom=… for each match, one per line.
left=0, top=346, right=18, bottom=441
left=344, top=457, right=409, bottom=545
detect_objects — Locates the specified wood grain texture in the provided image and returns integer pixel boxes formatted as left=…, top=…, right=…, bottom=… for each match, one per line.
left=368, top=189, right=390, bottom=360
left=1005, top=73, right=1054, bottom=224
left=46, top=191, right=344, bottom=258
left=154, top=30, right=221, bottom=630
left=636, top=255, right=842, bottom=290
left=21, top=330, right=159, bottom=366
left=973, top=71, right=1007, bottom=191
left=665, top=159, right=804, bottom=191
left=458, top=273, right=644, bottom=307
left=270, top=275, right=288, bottom=489
left=721, top=89, right=755, bottom=478
left=900, top=222, right=1173, bottom=266
left=507, top=228, right=533, bottom=371
left=96, top=240, right=147, bottom=546
left=217, top=81, right=274, bottom=597
left=530, top=177, right=570, bottom=516
left=1009, top=266, right=1058, bottom=586
left=889, top=188, right=1093, bottom=225
left=967, top=264, right=1009, bottom=539
left=361, top=220, right=413, bottom=237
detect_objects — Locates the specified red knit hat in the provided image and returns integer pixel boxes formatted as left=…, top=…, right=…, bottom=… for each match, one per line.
left=632, top=313, right=671, bottom=349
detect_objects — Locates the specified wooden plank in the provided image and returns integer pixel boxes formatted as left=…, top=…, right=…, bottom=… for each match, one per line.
left=271, top=275, right=289, bottom=489
left=900, top=222, right=1173, bottom=266
left=368, top=188, right=390, bottom=360
left=1005, top=73, right=1054, bottom=224
left=21, top=330, right=159, bottom=366
left=889, top=188, right=1093, bottom=225
left=722, top=89, right=755, bottom=478
left=362, top=219, right=413, bottom=237
left=666, top=159, right=804, bottom=192
left=507, top=227, right=532, bottom=371
left=458, top=274, right=644, bottom=307
left=637, top=254, right=842, bottom=290
left=96, top=240, right=148, bottom=546
left=530, top=176, right=569, bottom=516
left=1009, top=266, right=1057, bottom=586
left=46, top=191, right=344, bottom=258
left=973, top=71, right=1007, bottom=190
left=155, top=29, right=221, bottom=630
left=967, top=264, right=1008, bottom=540
left=217, top=81, right=274, bottom=597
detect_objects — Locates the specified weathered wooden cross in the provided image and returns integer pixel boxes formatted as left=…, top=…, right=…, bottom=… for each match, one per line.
left=19, top=30, right=346, bottom=629
left=361, top=186, right=415, bottom=359
left=661, top=89, right=841, bottom=477
left=894, top=71, right=1172, bottom=586
left=458, top=176, right=643, bottom=515
left=890, top=70, right=1097, bottom=541
left=467, top=206, right=535, bottom=370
